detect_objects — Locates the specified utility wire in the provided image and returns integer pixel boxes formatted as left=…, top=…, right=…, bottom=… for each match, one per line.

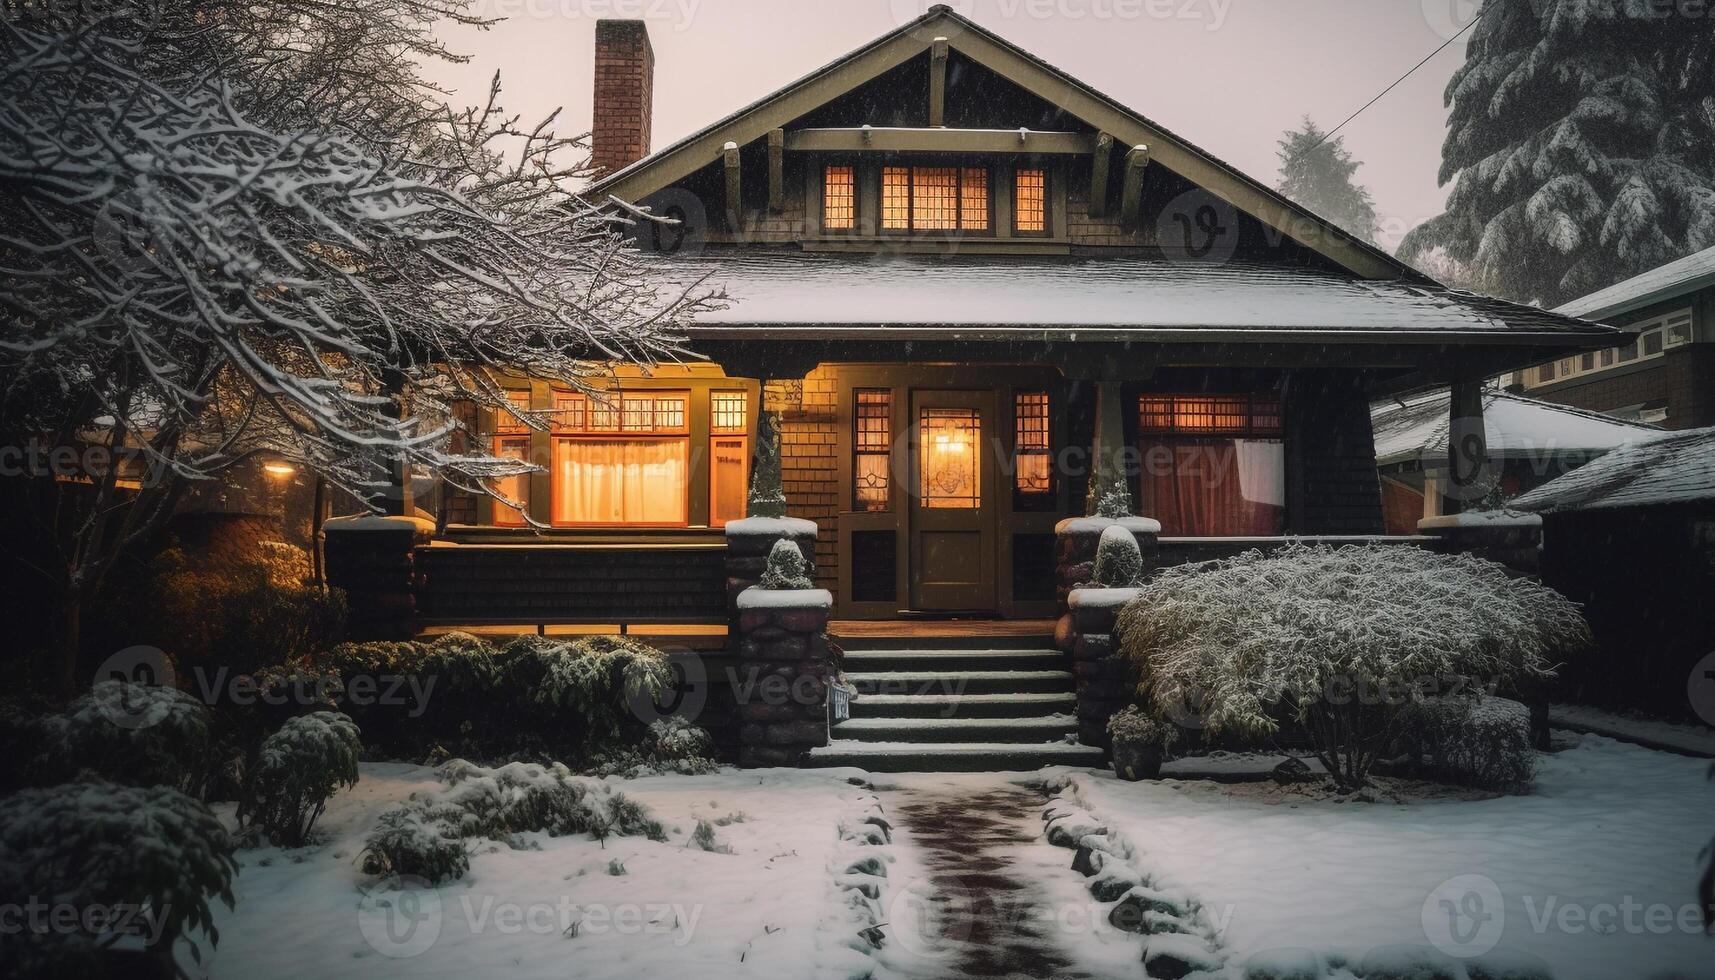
left=1305, top=1, right=1504, bottom=153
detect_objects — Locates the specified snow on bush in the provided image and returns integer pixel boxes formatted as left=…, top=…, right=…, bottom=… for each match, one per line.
left=1115, top=544, right=1590, bottom=788
left=1089, top=463, right=1135, bottom=519
left=360, top=759, right=665, bottom=883
left=52, top=680, right=212, bottom=795
left=239, top=712, right=362, bottom=846
left=759, top=537, right=815, bottom=589
left=0, top=782, right=236, bottom=975
left=524, top=636, right=674, bottom=744
left=1404, top=696, right=1535, bottom=792
left=1090, top=524, right=1144, bottom=587
left=1105, top=705, right=1176, bottom=748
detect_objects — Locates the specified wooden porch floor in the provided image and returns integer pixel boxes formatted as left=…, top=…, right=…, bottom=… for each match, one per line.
left=827, top=619, right=1056, bottom=638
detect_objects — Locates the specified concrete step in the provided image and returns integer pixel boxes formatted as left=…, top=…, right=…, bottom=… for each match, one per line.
left=845, top=668, right=1075, bottom=697
left=842, top=648, right=1064, bottom=673
left=807, top=739, right=1105, bottom=773
left=832, top=715, right=1077, bottom=743
left=847, top=691, right=1077, bottom=720
left=833, top=633, right=1055, bottom=652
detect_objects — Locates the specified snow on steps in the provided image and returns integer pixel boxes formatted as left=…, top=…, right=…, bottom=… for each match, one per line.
left=808, top=739, right=1103, bottom=773
left=841, top=647, right=1064, bottom=673
left=832, top=714, right=1077, bottom=744
left=845, top=667, right=1075, bottom=696
left=847, top=690, right=1076, bottom=719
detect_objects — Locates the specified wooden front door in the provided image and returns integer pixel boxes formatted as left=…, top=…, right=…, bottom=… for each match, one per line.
left=908, top=389, right=998, bottom=611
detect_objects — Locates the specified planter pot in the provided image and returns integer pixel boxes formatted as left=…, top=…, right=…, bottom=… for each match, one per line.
left=1112, top=739, right=1163, bottom=781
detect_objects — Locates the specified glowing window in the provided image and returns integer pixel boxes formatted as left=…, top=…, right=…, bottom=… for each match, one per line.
left=854, top=389, right=891, bottom=511
left=710, top=436, right=748, bottom=527
left=1015, top=169, right=1046, bottom=233
left=492, top=436, right=531, bottom=527
left=919, top=407, right=981, bottom=509
left=548, top=390, right=690, bottom=526
left=1137, top=394, right=1281, bottom=437
left=880, top=166, right=989, bottom=231
left=823, top=165, right=855, bottom=230
left=712, top=391, right=748, bottom=432
left=1014, top=391, right=1051, bottom=496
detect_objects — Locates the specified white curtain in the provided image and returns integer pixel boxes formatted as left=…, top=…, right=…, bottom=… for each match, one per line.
left=553, top=439, right=687, bottom=525
left=1234, top=439, right=1285, bottom=507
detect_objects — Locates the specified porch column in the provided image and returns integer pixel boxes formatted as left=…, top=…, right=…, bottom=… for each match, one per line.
left=1085, top=380, right=1125, bottom=515
left=1448, top=381, right=1488, bottom=505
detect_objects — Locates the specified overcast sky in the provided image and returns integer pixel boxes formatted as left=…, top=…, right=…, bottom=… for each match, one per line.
left=428, top=0, right=1481, bottom=251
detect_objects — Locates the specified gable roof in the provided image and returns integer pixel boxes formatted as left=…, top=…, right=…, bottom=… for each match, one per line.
left=664, top=252, right=1614, bottom=344
left=1509, top=426, right=1715, bottom=513
left=588, top=6, right=1409, bottom=280
left=1371, top=388, right=1659, bottom=468
left=1552, top=244, right=1715, bottom=321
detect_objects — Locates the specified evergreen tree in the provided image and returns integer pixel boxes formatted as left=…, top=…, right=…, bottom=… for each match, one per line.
left=747, top=413, right=788, bottom=519
left=1401, top=0, right=1715, bottom=306
left=1276, top=117, right=1380, bottom=243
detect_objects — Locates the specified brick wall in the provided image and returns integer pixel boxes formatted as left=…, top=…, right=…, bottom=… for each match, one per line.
left=1532, top=346, right=1715, bottom=430
left=769, top=368, right=840, bottom=591
left=591, top=20, right=653, bottom=178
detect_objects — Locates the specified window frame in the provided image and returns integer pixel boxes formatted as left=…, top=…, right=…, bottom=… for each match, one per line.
left=708, top=390, right=750, bottom=528
left=878, top=163, right=994, bottom=235
left=1012, top=388, right=1055, bottom=509
left=1012, top=166, right=1049, bottom=237
left=821, top=164, right=857, bottom=232
left=548, top=389, right=692, bottom=529
left=852, top=388, right=893, bottom=512
left=1524, top=307, right=1693, bottom=388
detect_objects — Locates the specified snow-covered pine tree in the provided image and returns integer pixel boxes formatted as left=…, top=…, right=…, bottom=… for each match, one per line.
left=747, top=413, right=789, bottom=519
left=1400, top=0, right=1715, bottom=306
left=1089, top=464, right=1135, bottom=520
left=1275, top=116, right=1380, bottom=243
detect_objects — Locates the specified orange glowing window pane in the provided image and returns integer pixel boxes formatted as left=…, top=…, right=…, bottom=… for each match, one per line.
left=1015, top=391, right=1051, bottom=494
left=823, top=165, right=855, bottom=230
left=960, top=167, right=989, bottom=230
left=919, top=407, right=980, bottom=509
left=711, top=391, right=747, bottom=432
left=1137, top=394, right=1282, bottom=436
left=710, top=435, right=748, bottom=527
left=882, top=166, right=910, bottom=230
left=912, top=167, right=960, bottom=230
left=492, top=435, right=530, bottom=526
left=553, top=392, right=687, bottom=434
left=1015, top=169, right=1046, bottom=233
left=496, top=390, right=533, bottom=434
left=854, top=389, right=891, bottom=511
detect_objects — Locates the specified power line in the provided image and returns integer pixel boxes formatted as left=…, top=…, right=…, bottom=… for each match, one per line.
left=1306, top=2, right=1503, bottom=153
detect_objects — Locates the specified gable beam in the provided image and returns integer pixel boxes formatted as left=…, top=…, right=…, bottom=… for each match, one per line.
left=929, top=37, right=949, bottom=126
left=1118, top=144, right=1150, bottom=231
left=767, top=129, right=784, bottom=212
left=785, top=128, right=1093, bottom=154
left=1088, top=131, right=1113, bottom=218
left=723, top=141, right=741, bottom=224
left=941, top=26, right=1398, bottom=279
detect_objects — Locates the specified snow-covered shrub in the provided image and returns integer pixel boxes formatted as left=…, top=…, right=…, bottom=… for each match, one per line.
left=311, top=633, right=500, bottom=758
left=0, top=782, right=236, bottom=975
left=1114, top=544, right=1590, bottom=789
left=1090, top=524, right=1144, bottom=587
left=1089, top=463, right=1134, bottom=519
left=360, top=760, right=665, bottom=882
left=688, top=819, right=732, bottom=854
left=527, top=636, right=675, bottom=746
left=646, top=716, right=714, bottom=762
left=54, top=681, right=213, bottom=795
left=1105, top=706, right=1176, bottom=748
left=239, top=712, right=362, bottom=846
left=1406, top=696, right=1535, bottom=791
left=759, top=538, right=815, bottom=589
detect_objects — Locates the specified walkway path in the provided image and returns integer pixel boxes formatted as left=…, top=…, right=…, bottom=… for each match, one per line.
left=876, top=775, right=1138, bottom=980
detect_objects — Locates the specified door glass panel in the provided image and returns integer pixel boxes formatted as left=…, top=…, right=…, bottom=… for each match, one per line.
left=919, top=407, right=980, bottom=509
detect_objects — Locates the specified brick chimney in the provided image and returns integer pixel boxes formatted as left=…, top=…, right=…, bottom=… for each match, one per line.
left=591, top=20, right=654, bottom=178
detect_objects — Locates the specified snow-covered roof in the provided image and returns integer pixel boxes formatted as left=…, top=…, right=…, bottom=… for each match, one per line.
left=1509, top=426, right=1715, bottom=513
left=674, top=254, right=1611, bottom=341
left=1371, top=389, right=1658, bottom=467
left=1553, top=244, right=1715, bottom=321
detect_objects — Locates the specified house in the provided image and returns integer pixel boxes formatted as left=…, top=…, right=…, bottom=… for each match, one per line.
left=1511, top=243, right=1715, bottom=428
left=1370, top=388, right=1657, bottom=535
left=1509, top=427, right=1715, bottom=721
left=323, top=8, right=1618, bottom=768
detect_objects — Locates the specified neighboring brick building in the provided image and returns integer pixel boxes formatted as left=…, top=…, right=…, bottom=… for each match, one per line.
left=1511, top=244, right=1715, bottom=430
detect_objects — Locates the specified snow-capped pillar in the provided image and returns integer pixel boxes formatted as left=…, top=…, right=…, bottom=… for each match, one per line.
left=1066, top=586, right=1141, bottom=753
left=724, top=517, right=819, bottom=612
left=322, top=515, right=435, bottom=640
left=733, top=586, right=833, bottom=767
left=1052, top=515, right=1159, bottom=649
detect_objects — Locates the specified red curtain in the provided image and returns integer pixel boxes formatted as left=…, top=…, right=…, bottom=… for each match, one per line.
left=1138, top=437, right=1284, bottom=536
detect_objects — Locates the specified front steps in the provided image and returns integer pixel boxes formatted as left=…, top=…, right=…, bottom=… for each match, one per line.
left=808, top=635, right=1104, bottom=772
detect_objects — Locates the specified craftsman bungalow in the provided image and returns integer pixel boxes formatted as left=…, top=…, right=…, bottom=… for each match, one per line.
left=343, top=8, right=1614, bottom=640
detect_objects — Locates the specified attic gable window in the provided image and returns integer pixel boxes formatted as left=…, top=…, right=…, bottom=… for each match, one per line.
left=822, top=165, right=855, bottom=230
left=881, top=166, right=989, bottom=231
left=1014, top=169, right=1046, bottom=233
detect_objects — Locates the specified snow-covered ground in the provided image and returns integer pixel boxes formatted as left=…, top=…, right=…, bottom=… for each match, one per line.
left=1062, top=734, right=1715, bottom=980
left=203, top=763, right=885, bottom=980
left=1550, top=703, right=1715, bottom=758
